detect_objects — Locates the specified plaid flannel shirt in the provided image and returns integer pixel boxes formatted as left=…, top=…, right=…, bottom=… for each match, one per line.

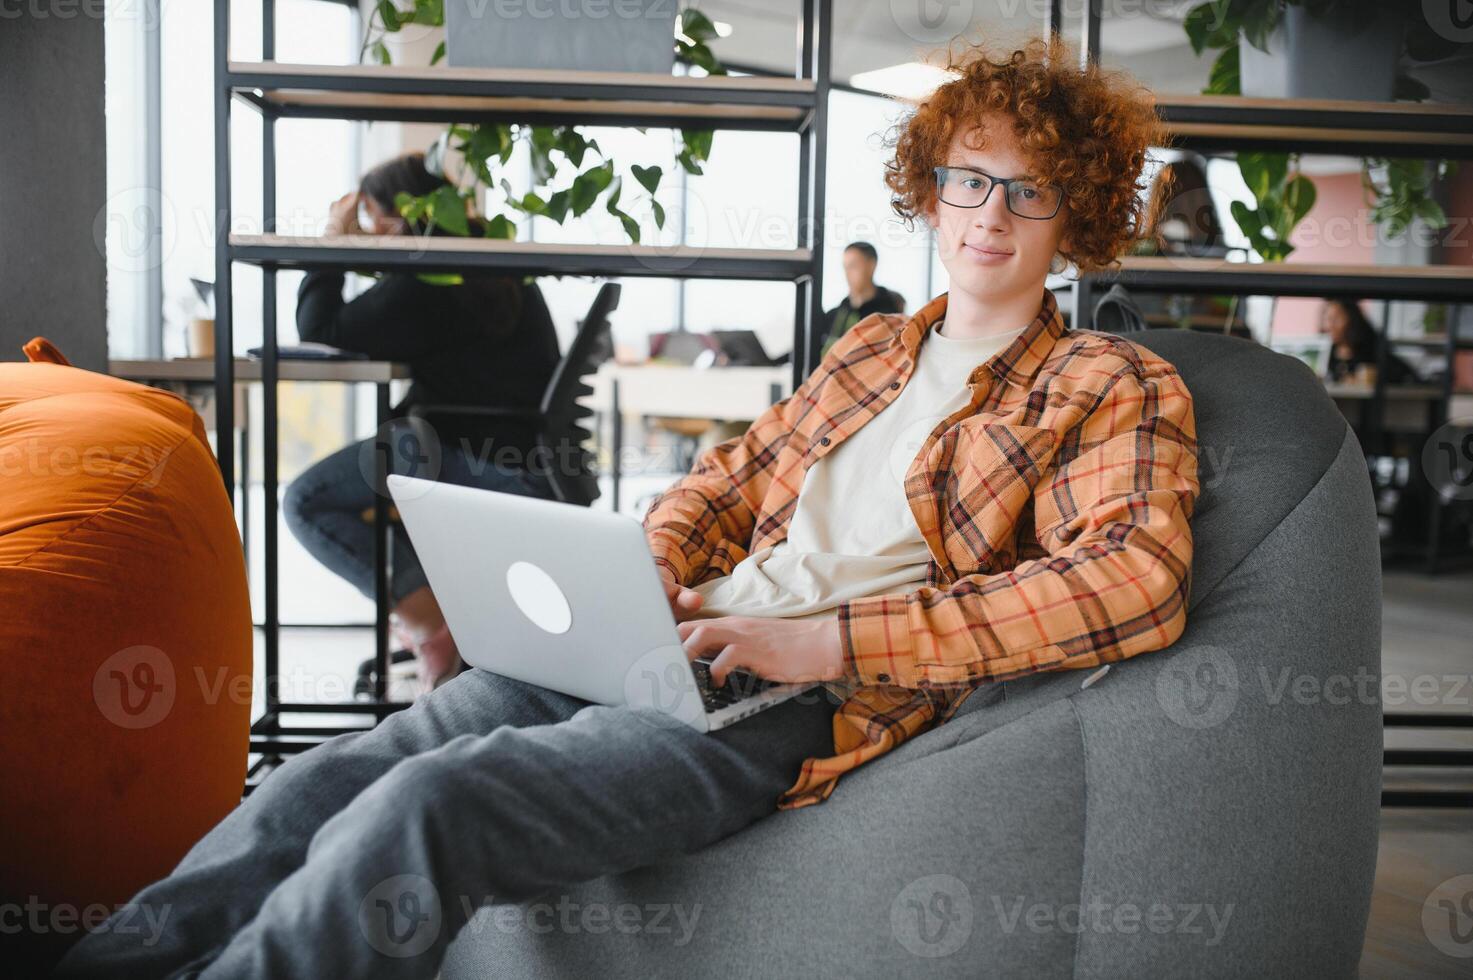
left=642, top=288, right=1199, bottom=809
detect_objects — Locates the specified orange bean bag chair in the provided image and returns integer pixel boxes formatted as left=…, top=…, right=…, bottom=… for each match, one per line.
left=0, top=338, right=252, bottom=970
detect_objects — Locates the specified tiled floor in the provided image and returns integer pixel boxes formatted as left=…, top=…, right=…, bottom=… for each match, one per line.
left=246, top=483, right=1473, bottom=973
left=1363, top=568, right=1473, bottom=978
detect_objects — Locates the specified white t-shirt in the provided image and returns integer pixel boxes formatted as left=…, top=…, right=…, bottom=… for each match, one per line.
left=690, top=316, right=1028, bottom=694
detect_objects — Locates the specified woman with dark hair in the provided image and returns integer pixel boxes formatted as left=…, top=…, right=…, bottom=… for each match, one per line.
left=1318, top=298, right=1415, bottom=384
left=284, top=151, right=562, bottom=696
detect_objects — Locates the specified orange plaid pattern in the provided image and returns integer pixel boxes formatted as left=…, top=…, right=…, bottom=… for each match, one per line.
left=643, top=288, right=1199, bottom=809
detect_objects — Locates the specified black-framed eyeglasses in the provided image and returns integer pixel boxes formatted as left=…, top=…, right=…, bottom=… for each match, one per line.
left=933, top=166, right=1064, bottom=220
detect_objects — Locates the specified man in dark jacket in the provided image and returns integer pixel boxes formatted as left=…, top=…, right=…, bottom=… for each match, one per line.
left=821, top=241, right=905, bottom=357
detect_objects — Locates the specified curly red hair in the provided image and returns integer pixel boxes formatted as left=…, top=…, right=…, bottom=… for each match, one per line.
left=884, top=35, right=1169, bottom=274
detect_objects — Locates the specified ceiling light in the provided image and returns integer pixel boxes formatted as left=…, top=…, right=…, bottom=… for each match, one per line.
left=850, top=62, right=958, bottom=101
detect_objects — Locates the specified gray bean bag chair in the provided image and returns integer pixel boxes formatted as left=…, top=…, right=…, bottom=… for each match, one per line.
left=444, top=329, right=1383, bottom=979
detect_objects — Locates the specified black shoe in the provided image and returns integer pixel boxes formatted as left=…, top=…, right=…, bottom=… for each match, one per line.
left=353, top=649, right=416, bottom=700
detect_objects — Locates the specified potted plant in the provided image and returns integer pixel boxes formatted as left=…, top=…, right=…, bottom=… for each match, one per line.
left=1182, top=0, right=1449, bottom=102
left=1181, top=1, right=1460, bottom=262
left=360, top=2, right=728, bottom=246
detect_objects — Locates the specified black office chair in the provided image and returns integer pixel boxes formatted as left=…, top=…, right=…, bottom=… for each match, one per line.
left=392, top=281, right=620, bottom=508
left=1092, top=282, right=1149, bottom=335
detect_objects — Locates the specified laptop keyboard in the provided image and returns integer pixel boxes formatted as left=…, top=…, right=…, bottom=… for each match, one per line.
left=691, top=658, right=777, bottom=713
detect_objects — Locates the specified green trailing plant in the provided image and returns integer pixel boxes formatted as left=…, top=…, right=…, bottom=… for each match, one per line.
left=1181, top=0, right=1457, bottom=259
left=1362, top=157, right=1460, bottom=240
left=1229, top=151, right=1316, bottom=262
left=359, top=2, right=726, bottom=245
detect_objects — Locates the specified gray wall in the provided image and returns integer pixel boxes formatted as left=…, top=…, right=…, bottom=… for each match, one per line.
left=0, top=10, right=109, bottom=372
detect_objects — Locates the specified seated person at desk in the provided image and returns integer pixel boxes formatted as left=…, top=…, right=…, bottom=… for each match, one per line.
left=284, top=151, right=561, bottom=694
left=57, top=38, right=1198, bottom=978
left=819, top=240, right=905, bottom=358
left=1318, top=297, right=1415, bottom=384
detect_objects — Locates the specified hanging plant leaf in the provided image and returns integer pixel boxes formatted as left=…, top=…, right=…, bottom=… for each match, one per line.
left=1204, top=43, right=1239, bottom=96
left=679, top=8, right=721, bottom=44
left=631, top=164, right=662, bottom=195
left=543, top=188, right=571, bottom=225
left=427, top=184, right=469, bottom=236
left=539, top=187, right=565, bottom=224
left=394, top=191, right=428, bottom=226
left=376, top=0, right=401, bottom=32
left=485, top=214, right=516, bottom=240
left=431, top=40, right=446, bottom=65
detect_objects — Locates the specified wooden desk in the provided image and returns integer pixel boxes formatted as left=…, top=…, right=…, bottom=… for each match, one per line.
left=110, top=357, right=411, bottom=385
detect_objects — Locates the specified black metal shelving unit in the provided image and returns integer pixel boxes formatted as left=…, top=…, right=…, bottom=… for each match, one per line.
left=1064, top=0, right=1473, bottom=808
left=214, top=0, right=834, bottom=779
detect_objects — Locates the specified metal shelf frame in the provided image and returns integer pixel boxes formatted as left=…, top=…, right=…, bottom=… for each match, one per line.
left=213, top=0, right=834, bottom=763
left=1064, top=0, right=1473, bottom=809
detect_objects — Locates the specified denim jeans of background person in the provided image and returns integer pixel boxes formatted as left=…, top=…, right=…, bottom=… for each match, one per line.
left=53, top=670, right=844, bottom=979
left=283, top=433, right=554, bottom=609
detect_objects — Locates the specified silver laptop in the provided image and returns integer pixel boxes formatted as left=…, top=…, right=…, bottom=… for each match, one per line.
left=387, top=475, right=814, bottom=731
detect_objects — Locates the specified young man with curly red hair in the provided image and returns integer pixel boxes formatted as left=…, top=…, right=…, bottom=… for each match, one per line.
left=58, top=37, right=1198, bottom=979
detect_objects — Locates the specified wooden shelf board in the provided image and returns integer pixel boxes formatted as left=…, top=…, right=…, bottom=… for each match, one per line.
left=227, top=234, right=814, bottom=280
left=1118, top=257, right=1473, bottom=281
left=229, top=60, right=816, bottom=94
left=251, top=88, right=808, bottom=124
left=229, top=61, right=815, bottom=127
left=1160, top=93, right=1473, bottom=118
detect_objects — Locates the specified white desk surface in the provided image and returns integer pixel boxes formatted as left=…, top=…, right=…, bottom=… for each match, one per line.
left=110, top=358, right=411, bottom=384
left=1322, top=382, right=1444, bottom=401
left=111, top=358, right=791, bottom=423
left=584, top=362, right=791, bottom=421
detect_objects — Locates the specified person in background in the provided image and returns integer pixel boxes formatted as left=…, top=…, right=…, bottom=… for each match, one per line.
left=284, top=151, right=563, bottom=696
left=820, top=241, right=905, bottom=357
left=1133, top=156, right=1251, bottom=337
left=1318, top=298, right=1415, bottom=384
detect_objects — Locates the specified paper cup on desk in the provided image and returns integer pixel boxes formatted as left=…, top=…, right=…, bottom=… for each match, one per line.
left=187, top=318, right=215, bottom=359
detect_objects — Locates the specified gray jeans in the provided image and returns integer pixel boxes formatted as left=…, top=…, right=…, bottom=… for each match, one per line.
left=54, top=669, right=841, bottom=979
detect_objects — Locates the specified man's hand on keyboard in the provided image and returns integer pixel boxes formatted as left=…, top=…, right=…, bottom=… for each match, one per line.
left=676, top=616, right=844, bottom=686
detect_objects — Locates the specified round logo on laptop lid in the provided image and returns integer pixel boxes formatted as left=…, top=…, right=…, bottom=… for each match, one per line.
left=505, top=561, right=573, bottom=635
